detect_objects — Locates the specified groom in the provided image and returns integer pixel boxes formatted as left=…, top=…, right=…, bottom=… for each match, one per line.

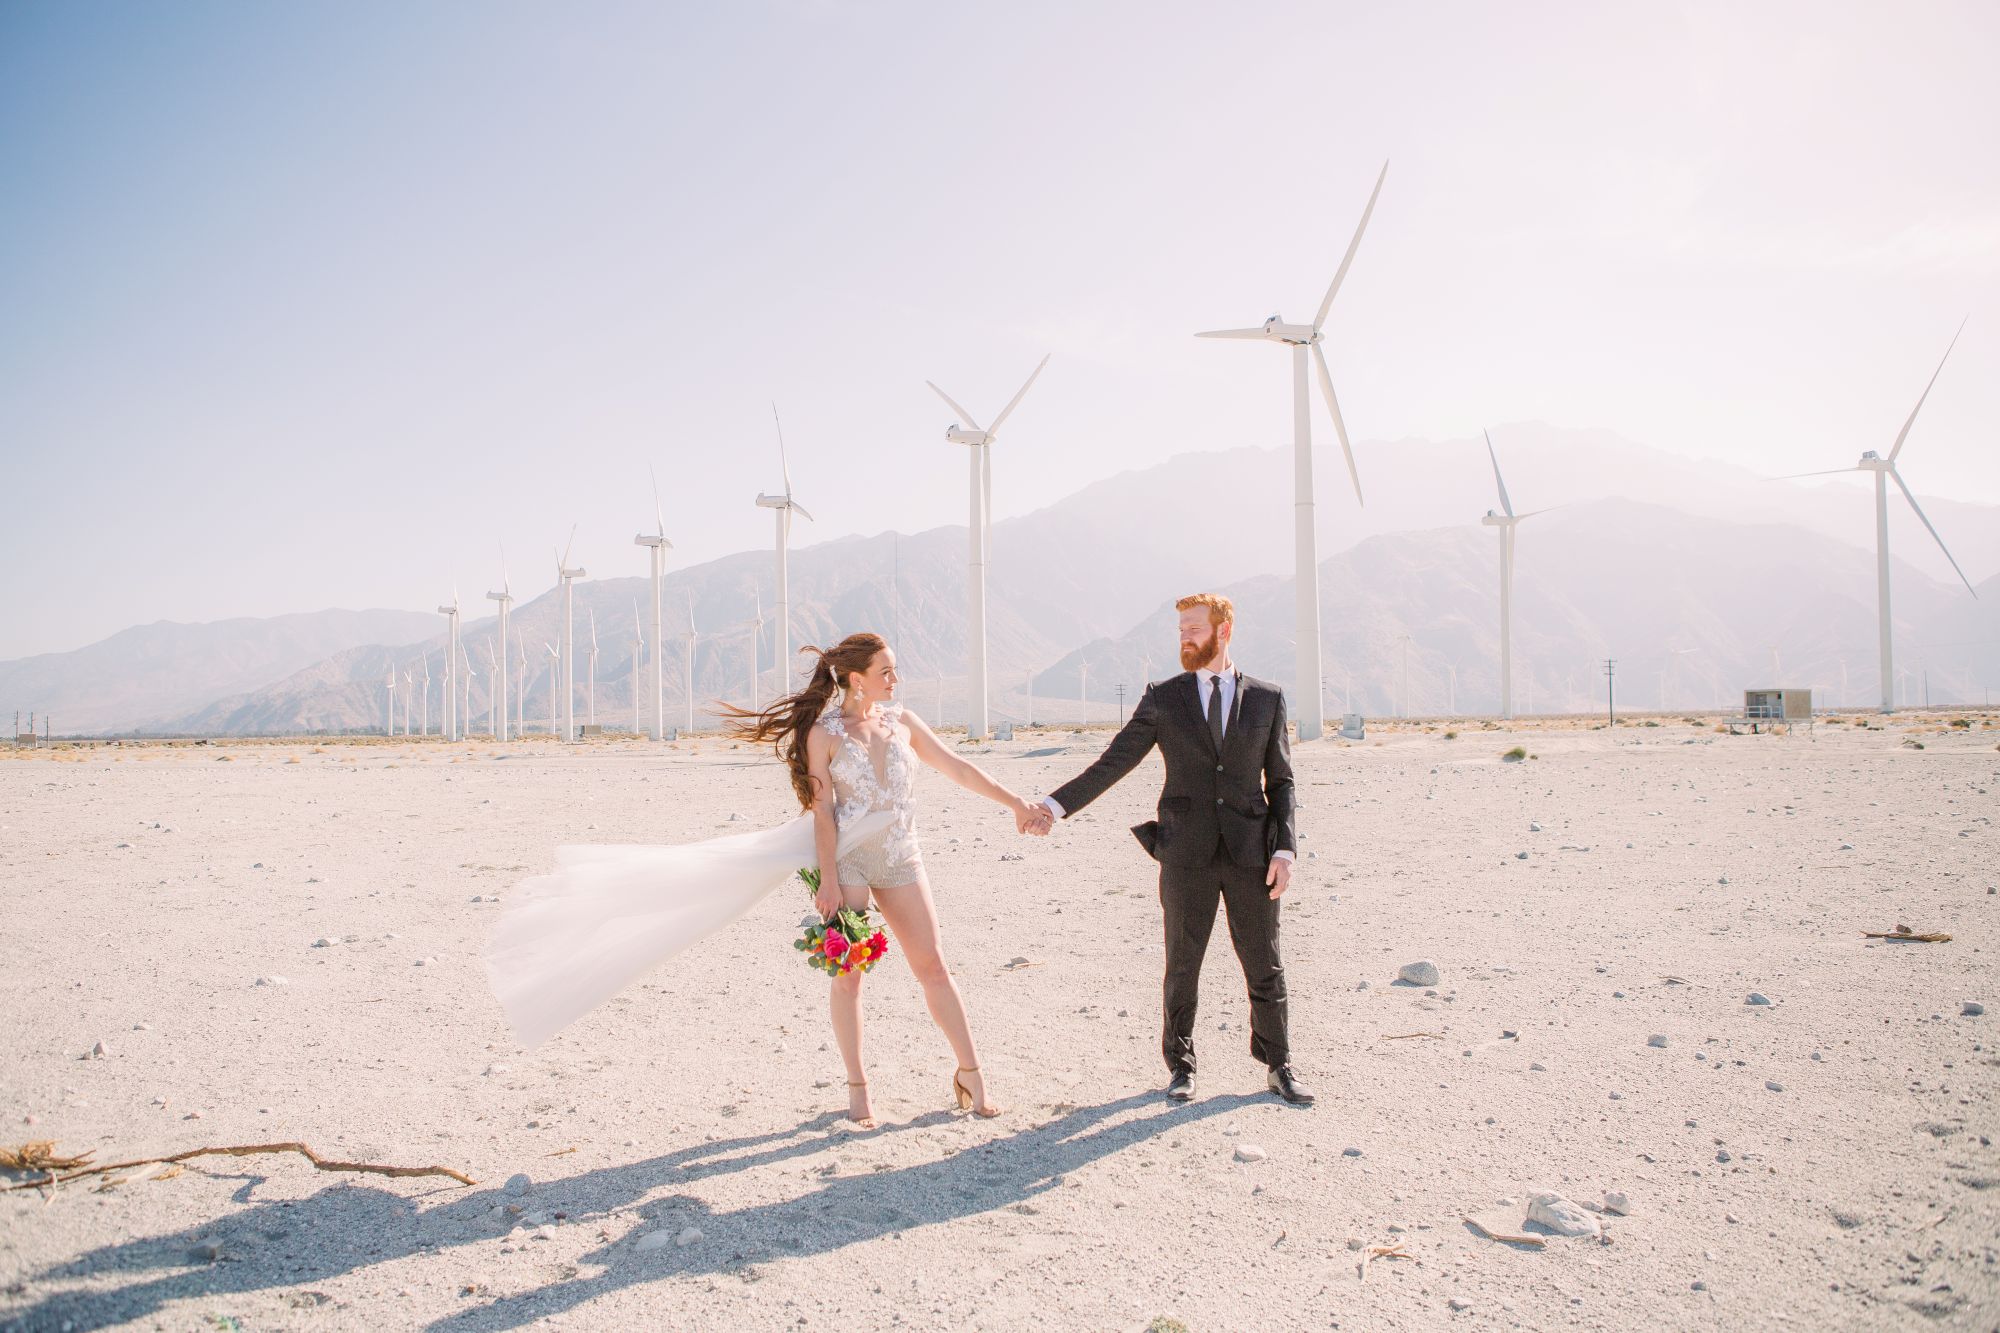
left=1030, top=593, right=1311, bottom=1105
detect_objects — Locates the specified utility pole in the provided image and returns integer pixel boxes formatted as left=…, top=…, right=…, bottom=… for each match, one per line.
left=1116, top=682, right=1128, bottom=726
left=1604, top=658, right=1617, bottom=726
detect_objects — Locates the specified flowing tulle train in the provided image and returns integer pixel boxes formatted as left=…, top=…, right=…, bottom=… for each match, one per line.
left=486, top=809, right=893, bottom=1048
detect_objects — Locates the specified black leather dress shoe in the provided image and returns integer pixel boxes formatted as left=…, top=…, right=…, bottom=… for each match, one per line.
left=1267, top=1065, right=1315, bottom=1105
left=1166, top=1069, right=1196, bottom=1101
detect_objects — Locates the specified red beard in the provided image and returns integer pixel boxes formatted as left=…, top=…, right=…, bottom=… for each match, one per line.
left=1179, top=634, right=1220, bottom=672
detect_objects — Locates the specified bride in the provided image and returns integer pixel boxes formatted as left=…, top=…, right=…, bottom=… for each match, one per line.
left=722, top=632, right=1044, bottom=1124
left=485, top=631, right=1039, bottom=1127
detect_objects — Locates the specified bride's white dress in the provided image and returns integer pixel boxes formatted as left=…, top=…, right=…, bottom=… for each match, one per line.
left=485, top=706, right=912, bottom=1048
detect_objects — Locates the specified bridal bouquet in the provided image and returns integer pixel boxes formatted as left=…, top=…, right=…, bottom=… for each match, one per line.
left=794, top=868, right=890, bottom=977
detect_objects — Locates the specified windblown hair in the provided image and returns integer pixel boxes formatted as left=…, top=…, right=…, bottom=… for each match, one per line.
left=1175, top=592, right=1235, bottom=626
left=719, top=632, right=887, bottom=810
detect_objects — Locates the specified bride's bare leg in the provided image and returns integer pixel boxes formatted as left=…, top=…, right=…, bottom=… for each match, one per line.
left=828, top=970, right=871, bottom=1123
left=830, top=877, right=874, bottom=1125
left=871, top=874, right=997, bottom=1114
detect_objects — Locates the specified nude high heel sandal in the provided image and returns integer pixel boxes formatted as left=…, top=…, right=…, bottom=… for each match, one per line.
left=845, top=1079, right=876, bottom=1129
left=952, top=1066, right=1001, bottom=1118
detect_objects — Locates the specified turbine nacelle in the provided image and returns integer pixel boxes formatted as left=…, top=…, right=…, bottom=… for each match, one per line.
left=559, top=565, right=587, bottom=580
left=945, top=426, right=990, bottom=446
left=485, top=591, right=511, bottom=604
left=634, top=534, right=670, bottom=548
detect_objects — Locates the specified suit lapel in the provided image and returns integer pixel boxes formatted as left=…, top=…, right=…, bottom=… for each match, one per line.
left=1221, top=674, right=1252, bottom=768
left=1178, top=672, right=1217, bottom=758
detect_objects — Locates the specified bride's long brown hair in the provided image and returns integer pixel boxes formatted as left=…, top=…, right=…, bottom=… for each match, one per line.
left=719, top=632, right=887, bottom=810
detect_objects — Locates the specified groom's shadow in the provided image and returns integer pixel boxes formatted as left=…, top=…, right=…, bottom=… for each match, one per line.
left=13, top=1091, right=1258, bottom=1332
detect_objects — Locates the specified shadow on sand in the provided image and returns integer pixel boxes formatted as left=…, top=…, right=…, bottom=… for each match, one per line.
left=13, top=1089, right=1266, bottom=1330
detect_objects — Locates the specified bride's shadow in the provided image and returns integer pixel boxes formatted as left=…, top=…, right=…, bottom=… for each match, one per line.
left=14, top=1089, right=1258, bottom=1332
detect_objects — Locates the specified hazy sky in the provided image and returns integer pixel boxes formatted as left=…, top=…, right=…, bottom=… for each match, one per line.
left=3, top=1, right=1996, bottom=660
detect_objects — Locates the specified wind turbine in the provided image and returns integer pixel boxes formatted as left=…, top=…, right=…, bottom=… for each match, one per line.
left=1197, top=160, right=1388, bottom=741
left=927, top=354, right=1051, bottom=741
left=684, top=590, right=699, bottom=736
left=586, top=609, right=598, bottom=732
left=401, top=668, right=413, bottom=736
left=420, top=655, right=431, bottom=737
left=437, top=591, right=461, bottom=741
left=754, top=407, right=813, bottom=696
left=544, top=642, right=560, bottom=736
left=384, top=670, right=396, bottom=737
left=485, top=556, right=513, bottom=742
left=515, top=639, right=527, bottom=741
left=1770, top=319, right=1977, bottom=711
left=483, top=643, right=500, bottom=738
left=632, top=468, right=672, bottom=741
left=460, top=641, right=473, bottom=740
left=555, top=527, right=586, bottom=743
left=631, top=600, right=645, bottom=735
left=748, top=591, right=766, bottom=711
left=1479, top=429, right=1551, bottom=720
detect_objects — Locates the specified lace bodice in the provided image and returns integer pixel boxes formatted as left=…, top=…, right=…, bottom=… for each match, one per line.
left=819, top=702, right=920, bottom=862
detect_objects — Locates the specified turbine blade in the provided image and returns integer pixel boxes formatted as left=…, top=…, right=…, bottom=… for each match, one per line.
left=1890, top=468, right=1977, bottom=595
left=987, top=354, right=1050, bottom=436
left=773, top=404, right=792, bottom=497
left=1483, top=429, right=1514, bottom=517
left=1763, top=468, right=1866, bottom=481
left=561, top=522, right=577, bottom=569
left=1313, top=159, right=1389, bottom=331
left=1311, top=341, right=1364, bottom=505
left=1888, top=316, right=1968, bottom=464
left=926, top=381, right=982, bottom=433
left=649, top=464, right=667, bottom=540
left=791, top=501, right=815, bottom=523
left=982, top=442, right=993, bottom=544
left=1194, top=327, right=1272, bottom=340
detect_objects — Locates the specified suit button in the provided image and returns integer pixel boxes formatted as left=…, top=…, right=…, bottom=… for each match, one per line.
left=1215, top=764, right=1224, bottom=772
left=1215, top=797, right=1224, bottom=805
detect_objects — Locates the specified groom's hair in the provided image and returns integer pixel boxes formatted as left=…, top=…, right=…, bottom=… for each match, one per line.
left=1175, top=592, right=1234, bottom=627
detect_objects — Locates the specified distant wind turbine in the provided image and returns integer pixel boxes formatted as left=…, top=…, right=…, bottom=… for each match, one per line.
left=1479, top=429, right=1551, bottom=720
left=384, top=670, right=396, bottom=737
left=928, top=354, right=1051, bottom=741
left=485, top=554, right=513, bottom=742
left=755, top=407, right=813, bottom=696
left=544, top=642, right=560, bottom=736
left=437, top=590, right=461, bottom=741
left=1198, top=160, right=1388, bottom=741
left=555, top=526, right=586, bottom=743
left=420, top=655, right=431, bottom=738
left=633, top=468, right=672, bottom=741
left=684, top=590, right=700, bottom=736
left=1769, top=319, right=1977, bottom=712
left=587, top=609, right=598, bottom=731
left=631, top=600, right=645, bottom=736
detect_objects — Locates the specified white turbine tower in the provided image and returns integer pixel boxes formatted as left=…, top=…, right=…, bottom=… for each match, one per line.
left=437, top=591, right=461, bottom=740
left=555, top=527, right=586, bottom=743
left=420, top=654, right=431, bottom=737
left=684, top=590, right=700, bottom=736
left=402, top=668, right=414, bottom=736
left=384, top=670, right=396, bottom=737
left=587, top=608, right=598, bottom=732
left=754, top=407, right=813, bottom=695
left=927, top=354, right=1051, bottom=741
left=515, top=639, right=527, bottom=741
left=1197, top=160, right=1387, bottom=741
left=485, top=557, right=513, bottom=742
left=633, top=468, right=672, bottom=741
left=460, top=641, right=473, bottom=740
left=1771, top=319, right=1977, bottom=712
left=1478, top=429, right=1550, bottom=720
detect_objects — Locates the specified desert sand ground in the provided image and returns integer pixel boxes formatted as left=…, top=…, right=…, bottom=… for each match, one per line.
left=1, top=712, right=1996, bottom=1332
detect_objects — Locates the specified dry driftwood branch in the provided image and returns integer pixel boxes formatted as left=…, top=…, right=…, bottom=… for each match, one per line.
left=1358, top=1242, right=1412, bottom=1282
left=1862, top=926, right=1952, bottom=943
left=1464, top=1214, right=1547, bottom=1248
left=1382, top=1031, right=1446, bottom=1041
left=1, top=1141, right=475, bottom=1192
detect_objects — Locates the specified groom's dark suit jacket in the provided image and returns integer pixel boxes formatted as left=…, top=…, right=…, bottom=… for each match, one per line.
left=1050, top=670, right=1295, bottom=869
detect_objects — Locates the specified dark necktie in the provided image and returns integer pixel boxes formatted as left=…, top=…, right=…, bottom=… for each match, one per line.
left=1206, top=675, right=1224, bottom=750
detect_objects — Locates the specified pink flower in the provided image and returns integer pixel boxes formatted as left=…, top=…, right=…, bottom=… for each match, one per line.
left=821, top=931, right=848, bottom=958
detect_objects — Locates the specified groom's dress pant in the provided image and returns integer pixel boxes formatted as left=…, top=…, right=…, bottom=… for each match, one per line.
left=1159, top=846, right=1287, bottom=1074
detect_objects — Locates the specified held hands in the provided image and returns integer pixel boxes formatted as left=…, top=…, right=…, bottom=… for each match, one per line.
left=1011, top=796, right=1054, bottom=837
left=1265, top=855, right=1293, bottom=900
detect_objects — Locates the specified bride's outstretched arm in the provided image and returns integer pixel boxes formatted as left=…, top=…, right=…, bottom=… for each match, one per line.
left=902, top=710, right=1039, bottom=831
left=804, top=728, right=850, bottom=915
